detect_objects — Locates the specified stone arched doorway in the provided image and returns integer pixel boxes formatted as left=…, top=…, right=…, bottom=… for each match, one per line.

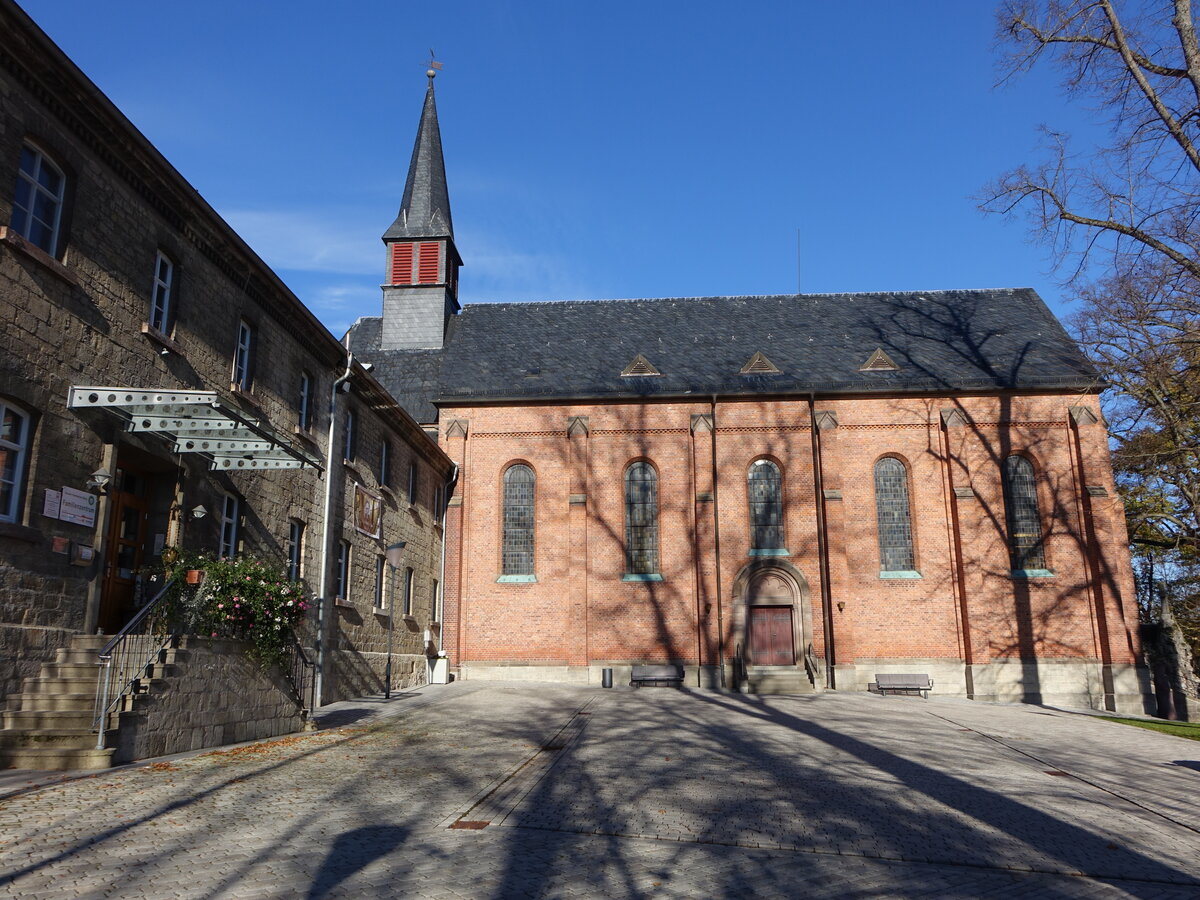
left=731, top=561, right=819, bottom=691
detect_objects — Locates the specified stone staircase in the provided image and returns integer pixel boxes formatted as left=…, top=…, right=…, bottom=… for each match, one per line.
left=0, top=633, right=174, bottom=771
left=744, top=666, right=816, bottom=695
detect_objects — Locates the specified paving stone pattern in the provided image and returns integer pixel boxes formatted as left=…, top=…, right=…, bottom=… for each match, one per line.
left=1, top=683, right=1198, bottom=898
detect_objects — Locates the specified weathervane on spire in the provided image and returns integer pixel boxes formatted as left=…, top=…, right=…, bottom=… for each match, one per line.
left=424, top=49, right=443, bottom=81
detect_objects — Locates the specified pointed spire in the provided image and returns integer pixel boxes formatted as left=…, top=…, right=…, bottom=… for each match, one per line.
left=384, top=73, right=453, bottom=240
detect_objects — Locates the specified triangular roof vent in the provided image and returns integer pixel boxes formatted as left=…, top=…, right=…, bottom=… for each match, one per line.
left=860, top=348, right=899, bottom=372
left=740, top=351, right=781, bottom=375
left=621, top=354, right=662, bottom=377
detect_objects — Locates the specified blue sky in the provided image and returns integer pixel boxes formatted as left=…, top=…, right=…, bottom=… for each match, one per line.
left=20, top=0, right=1103, bottom=338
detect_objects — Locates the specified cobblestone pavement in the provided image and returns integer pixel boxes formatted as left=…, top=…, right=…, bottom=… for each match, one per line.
left=2, top=683, right=1200, bottom=898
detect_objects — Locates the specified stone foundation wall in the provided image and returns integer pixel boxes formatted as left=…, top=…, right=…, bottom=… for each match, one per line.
left=323, top=649, right=428, bottom=704
left=0, top=622, right=76, bottom=707
left=111, top=638, right=304, bottom=764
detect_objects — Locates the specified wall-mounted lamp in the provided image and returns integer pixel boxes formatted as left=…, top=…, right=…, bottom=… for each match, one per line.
left=836, top=601, right=846, bottom=613
left=86, top=468, right=112, bottom=492
left=191, top=505, right=208, bottom=520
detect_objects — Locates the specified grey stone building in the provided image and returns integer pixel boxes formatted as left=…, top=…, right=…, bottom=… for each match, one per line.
left=0, top=0, right=454, bottom=766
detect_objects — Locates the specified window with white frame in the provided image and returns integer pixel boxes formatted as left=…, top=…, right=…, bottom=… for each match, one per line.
left=219, top=493, right=240, bottom=558
left=432, top=578, right=440, bottom=624
left=380, top=440, right=391, bottom=487
left=403, top=567, right=413, bottom=615
left=0, top=400, right=31, bottom=523
left=149, top=250, right=174, bottom=334
left=232, top=321, right=254, bottom=390
left=287, top=520, right=304, bottom=582
left=343, top=408, right=357, bottom=462
left=375, top=555, right=386, bottom=610
left=298, top=372, right=314, bottom=431
left=11, top=143, right=65, bottom=256
left=335, top=539, right=351, bottom=600
left=407, top=462, right=417, bottom=504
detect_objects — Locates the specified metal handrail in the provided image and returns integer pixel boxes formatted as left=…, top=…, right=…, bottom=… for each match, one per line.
left=93, top=576, right=179, bottom=749
left=283, top=629, right=316, bottom=718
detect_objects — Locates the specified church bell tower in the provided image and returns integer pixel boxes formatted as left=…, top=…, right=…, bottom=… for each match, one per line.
left=380, top=68, right=462, bottom=350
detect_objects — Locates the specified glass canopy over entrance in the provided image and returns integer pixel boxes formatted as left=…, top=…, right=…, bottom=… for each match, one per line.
left=68, top=387, right=322, bottom=471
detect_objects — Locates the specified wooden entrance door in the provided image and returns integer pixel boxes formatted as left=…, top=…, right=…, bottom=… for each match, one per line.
left=99, top=468, right=152, bottom=633
left=749, top=606, right=795, bottom=666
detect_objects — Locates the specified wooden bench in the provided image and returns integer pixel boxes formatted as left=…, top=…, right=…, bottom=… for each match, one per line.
left=869, top=673, right=933, bottom=698
left=630, top=664, right=684, bottom=688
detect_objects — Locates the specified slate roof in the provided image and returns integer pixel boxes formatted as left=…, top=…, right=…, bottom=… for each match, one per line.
left=382, top=80, right=454, bottom=241
left=346, top=317, right=445, bottom=424
left=348, top=288, right=1099, bottom=423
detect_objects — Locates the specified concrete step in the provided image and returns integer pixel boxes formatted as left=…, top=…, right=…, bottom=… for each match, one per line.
left=0, top=728, right=101, bottom=750
left=56, top=646, right=107, bottom=665
left=22, top=676, right=97, bottom=695
left=3, top=708, right=99, bottom=730
left=67, top=634, right=114, bottom=651
left=7, top=692, right=95, bottom=713
left=40, top=662, right=104, bottom=680
left=746, top=668, right=815, bottom=695
left=0, top=746, right=114, bottom=771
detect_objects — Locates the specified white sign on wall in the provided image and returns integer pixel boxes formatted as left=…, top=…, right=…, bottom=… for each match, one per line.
left=58, top=487, right=97, bottom=527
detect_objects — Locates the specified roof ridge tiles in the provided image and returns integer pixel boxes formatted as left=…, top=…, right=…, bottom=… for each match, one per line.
left=457, top=287, right=1033, bottom=311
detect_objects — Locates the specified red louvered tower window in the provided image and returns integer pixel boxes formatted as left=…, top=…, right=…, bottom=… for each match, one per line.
left=417, top=242, right=441, bottom=284
left=390, top=244, right=413, bottom=285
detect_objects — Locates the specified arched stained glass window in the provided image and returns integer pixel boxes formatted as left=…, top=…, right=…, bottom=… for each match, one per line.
left=1003, top=455, right=1046, bottom=571
left=874, top=457, right=915, bottom=572
left=502, top=464, right=535, bottom=575
left=748, top=459, right=784, bottom=551
left=624, top=462, right=659, bottom=575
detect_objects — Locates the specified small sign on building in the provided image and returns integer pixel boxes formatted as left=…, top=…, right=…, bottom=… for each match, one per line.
left=59, top=487, right=97, bottom=527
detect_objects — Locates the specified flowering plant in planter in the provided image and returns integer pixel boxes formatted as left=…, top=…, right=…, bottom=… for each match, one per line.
left=168, top=554, right=310, bottom=670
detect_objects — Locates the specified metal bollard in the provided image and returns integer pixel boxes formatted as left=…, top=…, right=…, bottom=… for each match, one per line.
left=601, top=667, right=613, bottom=689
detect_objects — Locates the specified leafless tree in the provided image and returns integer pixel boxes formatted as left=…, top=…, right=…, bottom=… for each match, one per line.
left=983, top=0, right=1200, bottom=564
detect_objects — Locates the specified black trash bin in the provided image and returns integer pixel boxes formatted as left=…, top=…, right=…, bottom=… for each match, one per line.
left=601, top=667, right=613, bottom=689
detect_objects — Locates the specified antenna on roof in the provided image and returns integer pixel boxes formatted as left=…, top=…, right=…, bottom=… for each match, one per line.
left=424, top=49, right=444, bottom=80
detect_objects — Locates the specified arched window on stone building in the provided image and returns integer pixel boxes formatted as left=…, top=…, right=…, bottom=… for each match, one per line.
left=748, top=459, right=784, bottom=553
left=501, top=464, right=535, bottom=577
left=874, top=457, right=915, bottom=574
left=1002, top=455, right=1046, bottom=571
left=624, top=461, right=659, bottom=577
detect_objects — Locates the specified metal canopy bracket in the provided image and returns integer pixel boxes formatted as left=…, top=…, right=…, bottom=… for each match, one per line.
left=68, top=387, right=322, bottom=471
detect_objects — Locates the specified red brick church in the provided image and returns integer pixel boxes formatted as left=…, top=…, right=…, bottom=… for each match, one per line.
left=349, top=75, right=1151, bottom=714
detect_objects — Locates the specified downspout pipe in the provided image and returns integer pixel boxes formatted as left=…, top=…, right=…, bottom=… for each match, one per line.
left=710, top=395, right=725, bottom=687
left=436, top=462, right=460, bottom=655
left=809, top=393, right=836, bottom=690
left=314, top=351, right=355, bottom=706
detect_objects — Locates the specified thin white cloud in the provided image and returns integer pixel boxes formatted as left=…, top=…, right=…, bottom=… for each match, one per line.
left=457, top=228, right=592, bottom=302
left=222, top=208, right=383, bottom=275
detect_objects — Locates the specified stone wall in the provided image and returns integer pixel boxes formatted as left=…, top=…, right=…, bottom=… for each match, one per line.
left=110, top=638, right=304, bottom=764
left=0, top=5, right=453, bottom=712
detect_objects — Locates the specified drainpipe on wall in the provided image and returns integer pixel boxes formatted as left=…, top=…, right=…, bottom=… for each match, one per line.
left=809, top=394, right=836, bottom=690
left=710, top=395, right=725, bottom=687
left=314, top=352, right=355, bottom=707
left=436, top=462, right=459, bottom=655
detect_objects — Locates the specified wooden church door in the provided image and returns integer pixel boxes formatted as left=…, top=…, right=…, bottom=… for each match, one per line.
left=747, top=571, right=797, bottom=666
